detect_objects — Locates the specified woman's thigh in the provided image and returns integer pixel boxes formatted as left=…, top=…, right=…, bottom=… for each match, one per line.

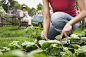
left=51, top=12, right=79, bottom=33
left=22, top=18, right=30, bottom=22
left=48, top=12, right=79, bottom=39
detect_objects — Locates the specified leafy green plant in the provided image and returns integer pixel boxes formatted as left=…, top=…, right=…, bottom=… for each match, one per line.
left=1, top=28, right=86, bottom=57
left=24, top=26, right=42, bottom=38
left=21, top=41, right=38, bottom=52
left=0, top=1, right=4, bottom=6
left=8, top=41, right=21, bottom=50
left=0, top=50, right=26, bottom=57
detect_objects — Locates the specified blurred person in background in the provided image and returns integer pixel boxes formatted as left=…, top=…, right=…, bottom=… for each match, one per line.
left=20, top=6, right=32, bottom=26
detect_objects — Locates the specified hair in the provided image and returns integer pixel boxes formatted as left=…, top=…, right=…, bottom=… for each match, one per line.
left=21, top=7, right=28, bottom=11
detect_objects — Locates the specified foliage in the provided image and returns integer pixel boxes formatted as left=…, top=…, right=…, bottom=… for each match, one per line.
left=0, top=26, right=86, bottom=57
left=28, top=7, right=36, bottom=15
left=21, top=41, right=38, bottom=52
left=24, top=26, right=42, bottom=39
left=76, top=2, right=79, bottom=11
left=0, top=50, right=26, bottom=57
left=8, top=41, right=20, bottom=50
left=0, top=1, right=4, bottom=6
left=13, top=1, right=22, bottom=9
left=0, top=29, right=86, bottom=57
left=0, top=26, right=24, bottom=38
left=37, top=3, right=43, bottom=10
left=1, top=0, right=15, bottom=12
left=0, top=26, right=35, bottom=47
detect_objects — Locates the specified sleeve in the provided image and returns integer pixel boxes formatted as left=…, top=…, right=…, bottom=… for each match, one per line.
left=20, top=11, right=24, bottom=17
left=27, top=11, right=32, bottom=19
left=26, top=11, right=29, bottom=16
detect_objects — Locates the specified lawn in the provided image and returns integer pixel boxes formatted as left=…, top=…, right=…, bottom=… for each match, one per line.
left=0, top=26, right=85, bottom=57
left=0, top=26, right=83, bottom=47
left=0, top=26, right=36, bottom=47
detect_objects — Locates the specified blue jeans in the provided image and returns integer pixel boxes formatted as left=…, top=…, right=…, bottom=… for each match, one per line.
left=47, top=12, right=79, bottom=40
left=1, top=17, right=4, bottom=22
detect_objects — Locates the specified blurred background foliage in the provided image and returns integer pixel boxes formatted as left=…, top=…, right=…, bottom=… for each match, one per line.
left=0, top=0, right=43, bottom=15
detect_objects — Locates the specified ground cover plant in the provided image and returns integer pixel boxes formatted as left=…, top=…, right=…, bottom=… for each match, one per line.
left=0, top=26, right=86, bottom=57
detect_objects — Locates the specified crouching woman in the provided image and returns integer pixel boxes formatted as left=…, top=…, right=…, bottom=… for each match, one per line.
left=42, top=0, right=86, bottom=40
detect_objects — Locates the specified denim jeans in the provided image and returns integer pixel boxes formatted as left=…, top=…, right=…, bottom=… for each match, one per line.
left=47, top=12, right=79, bottom=40
left=1, top=17, right=4, bottom=22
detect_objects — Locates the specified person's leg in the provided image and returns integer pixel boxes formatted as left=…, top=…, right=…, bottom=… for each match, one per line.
left=28, top=19, right=31, bottom=25
left=47, top=12, right=79, bottom=40
left=47, top=22, right=60, bottom=40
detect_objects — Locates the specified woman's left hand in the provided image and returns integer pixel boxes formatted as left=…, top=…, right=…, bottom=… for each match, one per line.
left=61, top=23, right=72, bottom=40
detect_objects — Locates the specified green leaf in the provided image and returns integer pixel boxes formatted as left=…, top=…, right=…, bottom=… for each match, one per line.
left=0, top=50, right=25, bottom=57
left=75, top=46, right=86, bottom=57
left=71, top=34, right=80, bottom=39
left=39, top=40, right=60, bottom=49
left=22, top=41, right=38, bottom=49
left=0, top=50, right=2, bottom=55
left=8, top=41, right=20, bottom=49
left=3, top=47, right=10, bottom=51
left=27, top=49, right=43, bottom=57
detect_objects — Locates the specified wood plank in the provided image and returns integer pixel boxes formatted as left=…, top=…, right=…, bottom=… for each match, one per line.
left=0, top=15, right=3, bottom=27
left=3, top=18, right=13, bottom=23
left=3, top=23, right=12, bottom=25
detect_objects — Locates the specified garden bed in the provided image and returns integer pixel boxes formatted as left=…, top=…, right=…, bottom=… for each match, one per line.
left=0, top=26, right=86, bottom=57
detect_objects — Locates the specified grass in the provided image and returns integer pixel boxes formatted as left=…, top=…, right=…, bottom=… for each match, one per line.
left=0, top=26, right=25, bottom=38
left=0, top=26, right=84, bottom=47
left=0, top=26, right=36, bottom=47
left=0, top=37, right=35, bottom=48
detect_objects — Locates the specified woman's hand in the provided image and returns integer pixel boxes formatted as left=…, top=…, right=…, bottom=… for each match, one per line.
left=23, top=14, right=27, bottom=17
left=61, top=23, right=72, bottom=39
left=60, top=0, right=86, bottom=40
left=41, top=31, right=48, bottom=40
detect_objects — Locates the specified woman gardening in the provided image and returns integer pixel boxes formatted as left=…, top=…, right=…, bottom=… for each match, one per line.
left=42, top=0, right=86, bottom=40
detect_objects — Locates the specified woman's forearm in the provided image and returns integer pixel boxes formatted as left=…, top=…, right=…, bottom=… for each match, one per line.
left=43, top=18, right=50, bottom=39
left=68, top=10, right=86, bottom=25
left=68, top=0, right=86, bottom=25
left=42, top=0, right=50, bottom=39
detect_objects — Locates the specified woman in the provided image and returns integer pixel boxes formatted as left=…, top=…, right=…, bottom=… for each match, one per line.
left=20, top=6, right=31, bottom=26
left=42, top=0, right=86, bottom=40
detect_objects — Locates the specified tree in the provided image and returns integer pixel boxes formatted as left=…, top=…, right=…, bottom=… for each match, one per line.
left=0, top=1, right=4, bottom=6
left=1, top=0, right=36, bottom=15
left=1, top=0, right=14, bottom=12
left=14, top=1, right=21, bottom=9
left=28, top=7, right=36, bottom=15
left=37, top=3, right=43, bottom=10
left=8, top=0, right=14, bottom=8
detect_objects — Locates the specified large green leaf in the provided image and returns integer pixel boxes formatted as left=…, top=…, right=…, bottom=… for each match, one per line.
left=8, top=41, right=20, bottom=49
left=0, top=50, right=25, bottom=57
left=27, top=49, right=43, bottom=57
left=75, top=46, right=86, bottom=57
left=22, top=41, right=38, bottom=50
